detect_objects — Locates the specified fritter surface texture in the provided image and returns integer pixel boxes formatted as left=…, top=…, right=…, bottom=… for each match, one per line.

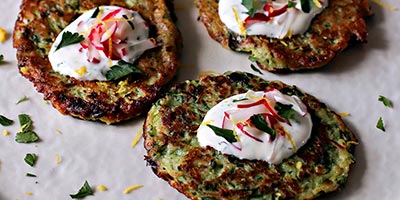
left=13, top=0, right=181, bottom=124
left=144, top=71, right=357, bottom=199
left=195, top=0, right=372, bottom=72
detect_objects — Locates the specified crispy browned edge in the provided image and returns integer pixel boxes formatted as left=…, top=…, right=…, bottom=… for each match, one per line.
left=143, top=72, right=357, bottom=199
left=13, top=0, right=182, bottom=124
left=195, top=0, right=372, bottom=71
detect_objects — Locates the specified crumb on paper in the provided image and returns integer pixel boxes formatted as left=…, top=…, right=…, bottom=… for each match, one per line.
left=370, top=0, right=398, bottom=10
left=55, top=130, right=62, bottom=135
left=123, top=184, right=143, bottom=194
left=25, top=192, right=32, bottom=196
left=0, top=26, right=8, bottom=43
left=3, top=130, right=9, bottom=136
left=97, top=185, right=108, bottom=191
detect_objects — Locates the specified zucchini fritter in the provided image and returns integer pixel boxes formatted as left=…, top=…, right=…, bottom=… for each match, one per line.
left=195, top=0, right=372, bottom=72
left=13, top=0, right=181, bottom=124
left=144, top=71, right=357, bottom=199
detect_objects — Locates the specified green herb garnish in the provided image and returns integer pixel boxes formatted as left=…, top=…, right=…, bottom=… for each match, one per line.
left=24, top=153, right=37, bottom=167
left=288, top=1, right=297, bottom=8
left=300, top=0, right=314, bottom=13
left=15, top=114, right=40, bottom=143
left=378, top=95, right=393, bottom=108
left=105, top=60, right=142, bottom=81
left=91, top=7, right=100, bottom=18
left=248, top=55, right=257, bottom=62
left=274, top=102, right=298, bottom=121
left=207, top=124, right=237, bottom=143
left=0, top=54, right=4, bottom=63
left=241, top=0, right=256, bottom=17
left=26, top=173, right=37, bottom=177
left=55, top=31, right=85, bottom=51
left=0, top=115, right=13, bottom=126
left=233, top=97, right=249, bottom=103
left=250, top=64, right=263, bottom=75
left=70, top=180, right=94, bottom=199
left=16, top=96, right=29, bottom=105
left=376, top=117, right=385, bottom=132
left=250, top=114, right=276, bottom=140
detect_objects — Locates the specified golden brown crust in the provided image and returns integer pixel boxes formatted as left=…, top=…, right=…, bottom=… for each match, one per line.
left=195, top=0, right=372, bottom=71
left=13, top=0, right=181, bottom=124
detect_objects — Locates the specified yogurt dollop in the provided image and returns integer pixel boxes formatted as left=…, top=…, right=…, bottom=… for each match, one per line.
left=48, top=6, right=156, bottom=81
left=197, top=89, right=313, bottom=164
left=218, top=0, right=328, bottom=38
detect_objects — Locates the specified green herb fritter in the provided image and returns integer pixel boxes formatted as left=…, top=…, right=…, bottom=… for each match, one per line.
left=144, top=71, right=357, bottom=199
left=13, top=0, right=181, bottom=124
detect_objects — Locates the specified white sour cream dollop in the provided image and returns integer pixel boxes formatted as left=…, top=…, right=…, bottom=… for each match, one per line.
left=48, top=6, right=156, bottom=81
left=218, top=0, right=328, bottom=38
left=197, top=89, right=313, bottom=164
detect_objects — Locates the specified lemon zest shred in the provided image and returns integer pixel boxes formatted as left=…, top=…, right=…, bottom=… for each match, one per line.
left=55, top=130, right=63, bottom=135
left=287, top=29, right=293, bottom=39
left=3, top=130, right=9, bottom=136
left=232, top=7, right=246, bottom=36
left=284, top=129, right=297, bottom=153
left=20, top=67, right=29, bottom=75
left=200, top=120, right=214, bottom=126
left=0, top=26, right=7, bottom=43
left=296, top=161, right=302, bottom=170
left=370, top=0, right=398, bottom=10
left=280, top=40, right=288, bottom=47
left=346, top=141, right=359, bottom=146
left=123, top=184, right=143, bottom=194
left=313, top=0, right=322, bottom=8
left=74, top=66, right=87, bottom=76
left=25, top=192, right=32, bottom=196
left=55, top=154, right=61, bottom=164
left=97, top=185, right=108, bottom=191
left=339, top=112, right=350, bottom=117
left=131, top=128, right=143, bottom=148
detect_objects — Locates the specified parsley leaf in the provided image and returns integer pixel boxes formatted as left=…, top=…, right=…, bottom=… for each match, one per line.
left=288, top=1, right=297, bottom=8
left=0, top=115, right=13, bottom=126
left=24, top=153, right=37, bottom=167
left=233, top=97, right=249, bottom=103
left=91, top=7, right=100, bottom=18
left=274, top=102, right=298, bottom=121
left=376, top=117, right=385, bottom=132
left=55, top=31, right=84, bottom=51
left=15, top=114, right=40, bottom=143
left=250, top=64, right=263, bottom=75
left=105, top=60, right=142, bottom=81
left=241, top=0, right=256, bottom=17
left=300, top=0, right=314, bottom=13
left=207, top=124, right=237, bottom=143
left=250, top=114, right=276, bottom=140
left=70, top=180, right=94, bottom=199
left=378, top=95, right=393, bottom=108
left=0, top=54, right=4, bottom=63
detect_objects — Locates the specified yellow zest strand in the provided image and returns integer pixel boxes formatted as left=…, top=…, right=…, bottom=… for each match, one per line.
left=370, top=0, right=398, bottom=10
left=280, top=40, right=288, bottom=47
left=55, top=154, right=61, bottom=164
left=0, top=26, right=7, bottom=43
left=97, top=185, right=108, bottom=191
left=285, top=130, right=297, bottom=153
left=74, top=66, right=87, bottom=76
left=3, top=130, right=9, bottom=136
left=123, top=184, right=143, bottom=194
left=339, top=112, right=350, bottom=117
left=25, top=192, right=32, bottom=196
left=200, top=120, right=214, bottom=126
left=131, top=128, right=143, bottom=148
left=296, top=161, right=302, bottom=170
left=346, top=141, right=359, bottom=146
left=232, top=7, right=246, bottom=36
left=286, top=29, right=293, bottom=39
left=313, top=0, right=322, bottom=8
left=55, top=130, right=63, bottom=135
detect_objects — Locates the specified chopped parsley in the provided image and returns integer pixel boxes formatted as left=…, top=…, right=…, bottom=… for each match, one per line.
left=233, top=97, right=249, bottom=103
left=376, top=117, right=385, bottom=132
left=105, top=60, right=142, bottom=81
left=207, top=124, right=237, bottom=143
left=250, top=64, right=263, bottom=75
left=0, top=115, right=13, bottom=126
left=274, top=102, right=298, bottom=121
left=288, top=1, right=298, bottom=8
left=250, top=114, right=276, bottom=140
left=378, top=95, right=393, bottom=108
left=24, top=153, right=37, bottom=167
left=70, top=180, right=94, bottom=199
left=15, top=114, right=40, bottom=143
left=300, top=0, right=314, bottom=13
left=55, top=31, right=84, bottom=51
left=91, top=7, right=100, bottom=18
left=26, top=173, right=37, bottom=177
left=16, top=96, right=29, bottom=105
left=241, top=0, right=256, bottom=17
